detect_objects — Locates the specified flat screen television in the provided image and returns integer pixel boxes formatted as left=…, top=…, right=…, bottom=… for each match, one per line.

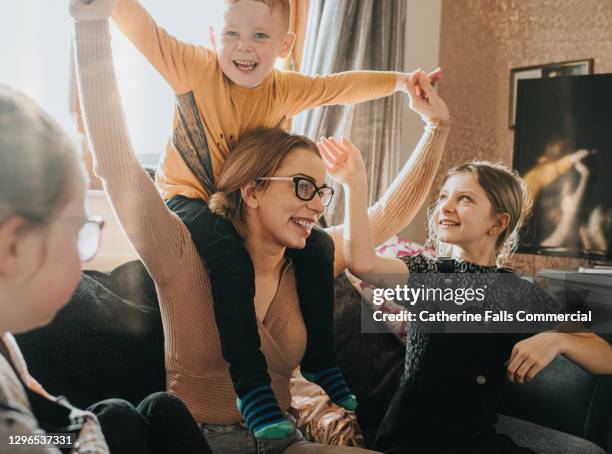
left=513, top=74, right=612, bottom=262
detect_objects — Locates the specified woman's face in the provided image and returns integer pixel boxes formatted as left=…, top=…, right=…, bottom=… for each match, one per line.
left=0, top=173, right=86, bottom=334
left=252, top=147, right=326, bottom=250
left=433, top=173, right=503, bottom=254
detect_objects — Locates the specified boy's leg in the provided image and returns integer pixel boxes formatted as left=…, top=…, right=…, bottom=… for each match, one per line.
left=166, top=195, right=293, bottom=438
left=286, top=227, right=357, bottom=411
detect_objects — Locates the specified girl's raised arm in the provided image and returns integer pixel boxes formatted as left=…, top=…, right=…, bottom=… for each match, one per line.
left=325, top=71, right=451, bottom=282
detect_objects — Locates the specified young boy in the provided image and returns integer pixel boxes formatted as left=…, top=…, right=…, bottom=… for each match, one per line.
left=78, top=0, right=439, bottom=439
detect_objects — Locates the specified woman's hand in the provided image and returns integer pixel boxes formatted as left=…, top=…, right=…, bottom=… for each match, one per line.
left=317, top=137, right=367, bottom=187
left=405, top=70, right=450, bottom=122
left=69, top=0, right=117, bottom=21
left=506, top=332, right=564, bottom=384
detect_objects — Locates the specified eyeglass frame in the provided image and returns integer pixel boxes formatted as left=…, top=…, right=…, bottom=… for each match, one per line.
left=8, top=212, right=105, bottom=263
left=256, top=176, right=335, bottom=207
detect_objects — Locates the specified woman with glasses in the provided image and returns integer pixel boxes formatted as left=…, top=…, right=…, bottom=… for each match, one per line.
left=0, top=85, right=215, bottom=454
left=72, top=4, right=450, bottom=451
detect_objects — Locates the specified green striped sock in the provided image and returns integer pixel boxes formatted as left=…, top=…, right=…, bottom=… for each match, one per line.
left=302, top=367, right=357, bottom=411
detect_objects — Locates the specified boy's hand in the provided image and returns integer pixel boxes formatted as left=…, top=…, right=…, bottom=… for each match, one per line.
left=405, top=70, right=450, bottom=122
left=396, top=67, right=442, bottom=98
left=69, top=0, right=117, bottom=21
left=317, top=137, right=367, bottom=188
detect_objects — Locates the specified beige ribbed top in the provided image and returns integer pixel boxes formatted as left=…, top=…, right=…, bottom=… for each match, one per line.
left=73, top=20, right=451, bottom=425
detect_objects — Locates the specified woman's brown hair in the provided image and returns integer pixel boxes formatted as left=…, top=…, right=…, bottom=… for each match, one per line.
left=208, top=127, right=320, bottom=226
left=426, top=160, right=532, bottom=266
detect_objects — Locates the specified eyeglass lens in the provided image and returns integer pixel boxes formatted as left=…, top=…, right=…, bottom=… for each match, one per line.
left=296, top=179, right=333, bottom=207
left=78, top=221, right=102, bottom=262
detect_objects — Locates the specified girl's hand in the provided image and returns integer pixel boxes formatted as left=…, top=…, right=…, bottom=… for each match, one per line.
left=506, top=332, right=564, bottom=384
left=317, top=137, right=367, bottom=187
left=406, top=70, right=450, bottom=122
left=69, top=0, right=117, bottom=21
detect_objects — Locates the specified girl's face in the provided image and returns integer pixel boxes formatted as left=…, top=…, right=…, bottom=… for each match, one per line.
left=0, top=174, right=86, bottom=334
left=433, top=173, right=507, bottom=258
left=248, top=148, right=326, bottom=250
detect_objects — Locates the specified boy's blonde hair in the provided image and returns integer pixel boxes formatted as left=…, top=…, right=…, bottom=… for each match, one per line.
left=225, top=0, right=291, bottom=31
left=426, top=160, right=532, bottom=266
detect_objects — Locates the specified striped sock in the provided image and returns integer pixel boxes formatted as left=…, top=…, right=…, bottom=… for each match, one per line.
left=236, top=385, right=294, bottom=439
left=302, top=367, right=357, bottom=411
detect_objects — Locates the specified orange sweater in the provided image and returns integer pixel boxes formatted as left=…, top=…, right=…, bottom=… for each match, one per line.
left=112, top=0, right=399, bottom=201
left=74, top=20, right=450, bottom=424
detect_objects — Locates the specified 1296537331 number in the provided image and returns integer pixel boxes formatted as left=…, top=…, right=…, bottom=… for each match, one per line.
left=5, top=433, right=76, bottom=449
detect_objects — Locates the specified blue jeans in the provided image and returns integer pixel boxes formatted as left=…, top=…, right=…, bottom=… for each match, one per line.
left=200, top=417, right=381, bottom=454
left=201, top=419, right=304, bottom=454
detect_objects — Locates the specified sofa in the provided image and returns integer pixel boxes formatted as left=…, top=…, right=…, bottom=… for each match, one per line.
left=15, top=256, right=612, bottom=453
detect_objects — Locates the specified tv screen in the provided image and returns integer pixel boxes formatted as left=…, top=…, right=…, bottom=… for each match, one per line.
left=513, top=74, right=612, bottom=262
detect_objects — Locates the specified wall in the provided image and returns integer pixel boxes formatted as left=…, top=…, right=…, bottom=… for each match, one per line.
left=437, top=0, right=612, bottom=275
left=85, top=190, right=138, bottom=272
left=399, top=0, right=443, bottom=243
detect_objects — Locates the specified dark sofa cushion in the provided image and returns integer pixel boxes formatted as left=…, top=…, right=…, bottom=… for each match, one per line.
left=15, top=261, right=165, bottom=409
left=332, top=272, right=405, bottom=447
left=496, top=415, right=605, bottom=454
left=500, top=353, right=612, bottom=451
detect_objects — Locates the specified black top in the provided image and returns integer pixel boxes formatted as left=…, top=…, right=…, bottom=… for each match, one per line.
left=374, top=254, right=558, bottom=453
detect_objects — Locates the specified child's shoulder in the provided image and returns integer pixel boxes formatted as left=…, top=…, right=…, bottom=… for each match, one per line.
left=399, top=253, right=437, bottom=273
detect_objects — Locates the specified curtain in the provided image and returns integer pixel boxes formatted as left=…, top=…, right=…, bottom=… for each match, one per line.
left=292, top=0, right=408, bottom=226
left=283, top=0, right=311, bottom=71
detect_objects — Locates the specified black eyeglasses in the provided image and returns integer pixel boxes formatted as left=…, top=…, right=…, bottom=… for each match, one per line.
left=257, top=176, right=335, bottom=207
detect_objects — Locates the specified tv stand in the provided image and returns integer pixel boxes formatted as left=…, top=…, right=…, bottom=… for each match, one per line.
left=538, top=269, right=612, bottom=333
left=578, top=266, right=612, bottom=275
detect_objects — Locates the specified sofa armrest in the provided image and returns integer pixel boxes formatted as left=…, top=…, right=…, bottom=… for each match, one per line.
left=500, top=354, right=612, bottom=451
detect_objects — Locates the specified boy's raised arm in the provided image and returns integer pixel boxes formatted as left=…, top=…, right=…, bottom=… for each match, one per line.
left=281, top=69, right=441, bottom=116
left=73, top=0, right=214, bottom=94
left=112, top=0, right=215, bottom=93
left=281, top=70, right=397, bottom=115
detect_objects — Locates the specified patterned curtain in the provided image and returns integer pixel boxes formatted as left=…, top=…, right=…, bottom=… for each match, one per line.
left=292, top=0, right=408, bottom=226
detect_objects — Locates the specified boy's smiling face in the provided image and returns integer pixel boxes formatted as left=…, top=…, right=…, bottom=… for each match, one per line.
left=211, top=0, right=295, bottom=88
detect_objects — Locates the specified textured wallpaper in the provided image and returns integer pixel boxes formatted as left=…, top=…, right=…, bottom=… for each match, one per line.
left=437, top=0, right=612, bottom=275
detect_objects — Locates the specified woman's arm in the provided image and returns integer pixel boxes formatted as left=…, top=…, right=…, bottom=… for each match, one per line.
left=325, top=71, right=451, bottom=279
left=507, top=331, right=612, bottom=383
left=72, top=15, right=186, bottom=284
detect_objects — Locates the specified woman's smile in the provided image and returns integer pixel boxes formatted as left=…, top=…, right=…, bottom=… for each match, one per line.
left=290, top=216, right=316, bottom=236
